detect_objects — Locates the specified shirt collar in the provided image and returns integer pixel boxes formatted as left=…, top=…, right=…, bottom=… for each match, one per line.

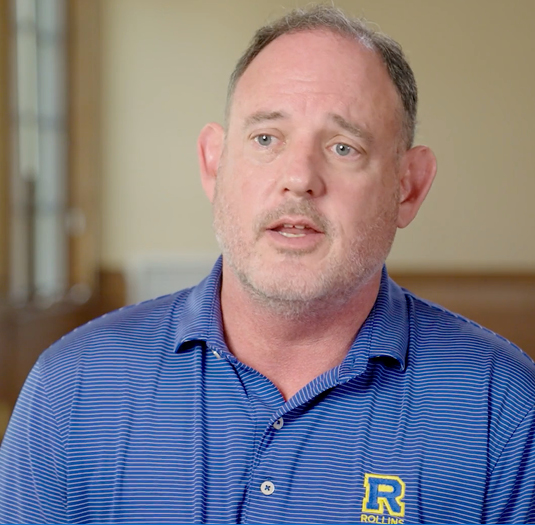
left=339, top=266, right=409, bottom=378
left=174, top=256, right=227, bottom=353
left=175, top=258, right=408, bottom=372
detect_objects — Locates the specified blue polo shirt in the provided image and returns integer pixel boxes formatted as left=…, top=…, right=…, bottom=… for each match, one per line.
left=1, top=258, right=534, bottom=524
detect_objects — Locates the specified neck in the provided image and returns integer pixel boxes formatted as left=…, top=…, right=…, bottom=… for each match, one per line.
left=219, top=260, right=382, bottom=401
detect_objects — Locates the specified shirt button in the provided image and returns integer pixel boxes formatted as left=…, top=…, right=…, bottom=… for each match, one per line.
left=260, top=480, right=275, bottom=495
left=273, top=417, right=284, bottom=430
left=211, top=349, right=221, bottom=359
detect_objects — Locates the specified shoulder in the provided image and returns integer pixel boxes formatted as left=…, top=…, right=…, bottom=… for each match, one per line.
left=399, top=285, right=535, bottom=437
left=38, top=287, right=195, bottom=381
left=404, top=287, right=533, bottom=369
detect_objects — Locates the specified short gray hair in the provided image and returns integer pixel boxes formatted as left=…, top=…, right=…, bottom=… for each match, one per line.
left=226, top=5, right=418, bottom=149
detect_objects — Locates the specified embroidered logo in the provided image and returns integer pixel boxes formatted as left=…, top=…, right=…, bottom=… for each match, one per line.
left=360, top=473, right=406, bottom=524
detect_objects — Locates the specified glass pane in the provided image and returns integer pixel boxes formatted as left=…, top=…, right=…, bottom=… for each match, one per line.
left=10, top=0, right=67, bottom=305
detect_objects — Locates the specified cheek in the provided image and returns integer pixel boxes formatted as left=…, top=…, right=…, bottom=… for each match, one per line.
left=215, top=172, right=261, bottom=232
left=327, top=177, right=399, bottom=232
left=228, top=161, right=278, bottom=209
left=331, top=177, right=380, bottom=213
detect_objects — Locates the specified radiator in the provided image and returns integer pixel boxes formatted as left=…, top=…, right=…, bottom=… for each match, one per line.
left=126, top=254, right=219, bottom=304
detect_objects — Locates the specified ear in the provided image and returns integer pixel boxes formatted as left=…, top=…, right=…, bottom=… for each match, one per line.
left=397, top=145, right=437, bottom=229
left=197, top=122, right=225, bottom=203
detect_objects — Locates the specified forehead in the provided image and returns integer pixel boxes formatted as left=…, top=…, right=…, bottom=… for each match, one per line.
left=230, top=30, right=402, bottom=129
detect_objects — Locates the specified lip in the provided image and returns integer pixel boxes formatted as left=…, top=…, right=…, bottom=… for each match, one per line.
left=265, top=228, right=324, bottom=251
left=265, top=216, right=323, bottom=234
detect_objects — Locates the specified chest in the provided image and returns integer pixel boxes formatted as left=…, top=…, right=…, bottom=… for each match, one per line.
left=64, top=357, right=489, bottom=524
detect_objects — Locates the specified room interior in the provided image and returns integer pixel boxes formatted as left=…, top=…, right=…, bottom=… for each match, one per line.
left=1, top=0, right=534, bottom=438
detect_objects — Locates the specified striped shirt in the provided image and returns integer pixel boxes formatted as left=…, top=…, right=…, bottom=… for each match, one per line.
left=1, top=258, right=534, bottom=524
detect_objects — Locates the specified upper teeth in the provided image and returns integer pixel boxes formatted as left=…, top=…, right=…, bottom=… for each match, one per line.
left=283, top=224, right=305, bottom=229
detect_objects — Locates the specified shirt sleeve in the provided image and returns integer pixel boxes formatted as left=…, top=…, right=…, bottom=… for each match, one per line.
left=484, top=403, right=535, bottom=524
left=0, top=360, right=68, bottom=524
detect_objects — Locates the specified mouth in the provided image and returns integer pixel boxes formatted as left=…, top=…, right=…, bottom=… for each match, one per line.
left=262, top=217, right=326, bottom=253
left=267, top=218, right=323, bottom=239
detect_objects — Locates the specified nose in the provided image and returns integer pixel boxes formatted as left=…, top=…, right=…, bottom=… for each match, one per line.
left=279, top=140, right=326, bottom=198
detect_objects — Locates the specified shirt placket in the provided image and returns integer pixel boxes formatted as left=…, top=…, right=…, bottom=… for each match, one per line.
left=235, top=365, right=347, bottom=524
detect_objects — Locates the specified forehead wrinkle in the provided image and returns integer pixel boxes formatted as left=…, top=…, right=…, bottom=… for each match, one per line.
left=242, top=110, right=289, bottom=131
left=329, top=113, right=374, bottom=145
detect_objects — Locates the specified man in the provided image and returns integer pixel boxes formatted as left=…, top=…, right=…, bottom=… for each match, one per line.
left=1, top=5, right=534, bottom=524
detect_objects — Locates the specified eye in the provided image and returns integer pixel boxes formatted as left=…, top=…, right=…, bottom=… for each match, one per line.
left=334, top=143, right=353, bottom=156
left=255, top=134, right=273, bottom=147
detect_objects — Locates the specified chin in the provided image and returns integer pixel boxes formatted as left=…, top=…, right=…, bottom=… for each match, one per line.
left=217, top=215, right=396, bottom=315
left=231, top=253, right=376, bottom=317
left=252, top=267, right=322, bottom=300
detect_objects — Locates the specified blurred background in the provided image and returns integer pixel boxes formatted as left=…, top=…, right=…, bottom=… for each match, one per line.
left=1, top=0, right=534, bottom=437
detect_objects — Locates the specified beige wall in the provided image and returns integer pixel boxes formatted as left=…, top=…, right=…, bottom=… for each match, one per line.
left=100, top=0, right=535, bottom=272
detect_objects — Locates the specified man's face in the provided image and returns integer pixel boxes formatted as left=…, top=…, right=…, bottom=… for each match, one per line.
left=212, top=30, right=406, bottom=311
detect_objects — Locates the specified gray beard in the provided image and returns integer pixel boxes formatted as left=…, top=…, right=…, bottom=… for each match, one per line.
left=213, top=185, right=398, bottom=319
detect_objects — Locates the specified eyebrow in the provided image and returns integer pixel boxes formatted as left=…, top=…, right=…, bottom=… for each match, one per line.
left=329, top=113, right=374, bottom=144
left=243, top=110, right=288, bottom=130
left=241, top=110, right=374, bottom=144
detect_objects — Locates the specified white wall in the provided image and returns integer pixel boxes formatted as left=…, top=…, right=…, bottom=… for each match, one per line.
left=100, top=0, right=535, bottom=272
